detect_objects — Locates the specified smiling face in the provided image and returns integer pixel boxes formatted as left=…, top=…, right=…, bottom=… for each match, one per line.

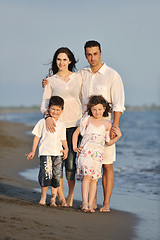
left=49, top=105, right=63, bottom=120
left=56, top=52, right=71, bottom=72
left=85, top=46, right=102, bottom=68
left=91, top=104, right=106, bottom=119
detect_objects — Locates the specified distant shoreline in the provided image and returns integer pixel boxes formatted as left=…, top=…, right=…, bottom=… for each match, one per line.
left=0, top=105, right=160, bottom=113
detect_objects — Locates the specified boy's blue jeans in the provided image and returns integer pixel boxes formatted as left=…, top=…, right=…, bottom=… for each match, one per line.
left=39, top=155, right=62, bottom=188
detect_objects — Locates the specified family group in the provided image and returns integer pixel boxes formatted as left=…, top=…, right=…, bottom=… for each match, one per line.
left=26, top=40, right=125, bottom=213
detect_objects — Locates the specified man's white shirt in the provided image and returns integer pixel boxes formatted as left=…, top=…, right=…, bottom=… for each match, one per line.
left=79, top=63, right=125, bottom=118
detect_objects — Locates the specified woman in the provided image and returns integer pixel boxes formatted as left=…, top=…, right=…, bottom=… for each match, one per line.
left=41, top=47, right=82, bottom=207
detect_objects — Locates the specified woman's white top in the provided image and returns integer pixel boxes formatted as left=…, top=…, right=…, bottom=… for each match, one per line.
left=41, top=72, right=82, bottom=128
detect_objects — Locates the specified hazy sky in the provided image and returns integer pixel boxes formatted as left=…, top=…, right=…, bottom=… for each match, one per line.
left=0, top=0, right=159, bottom=107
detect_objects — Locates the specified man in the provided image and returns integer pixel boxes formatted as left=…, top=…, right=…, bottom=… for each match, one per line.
left=42, top=40, right=125, bottom=211
left=80, top=40, right=125, bottom=212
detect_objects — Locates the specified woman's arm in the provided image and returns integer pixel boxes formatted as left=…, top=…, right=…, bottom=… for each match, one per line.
left=41, top=80, right=52, bottom=114
left=41, top=80, right=56, bottom=132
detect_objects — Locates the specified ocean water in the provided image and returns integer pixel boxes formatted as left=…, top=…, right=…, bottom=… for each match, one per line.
left=1, top=110, right=160, bottom=239
left=1, top=110, right=160, bottom=202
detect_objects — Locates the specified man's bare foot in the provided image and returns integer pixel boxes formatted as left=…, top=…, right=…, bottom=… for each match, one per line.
left=100, top=204, right=110, bottom=212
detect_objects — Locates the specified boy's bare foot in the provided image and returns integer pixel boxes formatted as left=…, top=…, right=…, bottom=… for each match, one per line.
left=50, top=198, right=57, bottom=207
left=39, top=196, right=46, bottom=206
left=100, top=204, right=110, bottom=212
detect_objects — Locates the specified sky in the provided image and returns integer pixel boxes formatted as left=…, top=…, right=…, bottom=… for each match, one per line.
left=0, top=0, right=159, bottom=107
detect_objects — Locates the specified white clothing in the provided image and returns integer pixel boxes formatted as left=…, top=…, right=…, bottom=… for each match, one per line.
left=41, top=72, right=82, bottom=128
left=79, top=63, right=125, bottom=115
left=76, top=116, right=110, bottom=180
left=32, top=118, right=66, bottom=156
left=79, top=63, right=125, bottom=164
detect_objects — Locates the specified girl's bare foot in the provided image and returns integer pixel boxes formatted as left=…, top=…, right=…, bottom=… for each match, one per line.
left=88, top=203, right=95, bottom=213
left=88, top=208, right=95, bottom=213
left=92, top=203, right=97, bottom=210
left=81, top=202, right=88, bottom=212
left=100, top=204, right=110, bottom=212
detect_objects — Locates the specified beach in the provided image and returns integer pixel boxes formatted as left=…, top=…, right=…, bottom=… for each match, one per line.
left=0, top=120, right=138, bottom=240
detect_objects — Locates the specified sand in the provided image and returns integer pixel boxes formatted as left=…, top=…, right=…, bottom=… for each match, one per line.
left=0, top=120, right=138, bottom=240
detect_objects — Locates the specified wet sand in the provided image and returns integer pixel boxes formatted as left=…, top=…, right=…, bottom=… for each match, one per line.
left=0, top=120, right=138, bottom=240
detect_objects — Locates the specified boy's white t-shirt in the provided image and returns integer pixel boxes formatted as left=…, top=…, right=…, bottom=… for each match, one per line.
left=32, top=118, right=66, bottom=156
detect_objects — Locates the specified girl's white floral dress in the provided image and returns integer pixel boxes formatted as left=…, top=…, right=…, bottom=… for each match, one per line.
left=76, top=116, right=110, bottom=180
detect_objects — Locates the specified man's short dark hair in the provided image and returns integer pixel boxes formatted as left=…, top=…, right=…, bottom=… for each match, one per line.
left=84, top=40, right=101, bottom=53
left=48, top=96, right=64, bottom=109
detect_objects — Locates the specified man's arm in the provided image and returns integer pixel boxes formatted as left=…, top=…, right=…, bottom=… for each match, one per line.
left=110, top=72, right=125, bottom=139
left=110, top=111, right=121, bottom=139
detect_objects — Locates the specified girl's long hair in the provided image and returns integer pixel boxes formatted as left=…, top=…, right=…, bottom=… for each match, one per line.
left=86, top=95, right=112, bottom=117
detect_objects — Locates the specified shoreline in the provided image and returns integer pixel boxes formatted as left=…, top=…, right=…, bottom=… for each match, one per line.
left=0, top=120, right=138, bottom=240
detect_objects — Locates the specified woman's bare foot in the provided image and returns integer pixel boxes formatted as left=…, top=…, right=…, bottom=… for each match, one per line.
left=100, top=204, right=110, bottom=212
left=58, top=199, right=68, bottom=207
left=66, top=195, right=73, bottom=207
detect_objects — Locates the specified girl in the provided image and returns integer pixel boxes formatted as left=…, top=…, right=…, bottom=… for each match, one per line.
left=72, top=95, right=122, bottom=212
left=41, top=47, right=82, bottom=207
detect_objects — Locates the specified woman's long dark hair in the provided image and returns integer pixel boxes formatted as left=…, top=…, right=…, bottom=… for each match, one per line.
left=51, top=47, right=77, bottom=74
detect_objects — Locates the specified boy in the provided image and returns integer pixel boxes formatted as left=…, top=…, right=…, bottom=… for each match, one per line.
left=26, top=96, right=68, bottom=206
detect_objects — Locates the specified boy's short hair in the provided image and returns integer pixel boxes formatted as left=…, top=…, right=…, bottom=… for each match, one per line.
left=48, top=96, right=64, bottom=109
left=84, top=40, right=101, bottom=53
